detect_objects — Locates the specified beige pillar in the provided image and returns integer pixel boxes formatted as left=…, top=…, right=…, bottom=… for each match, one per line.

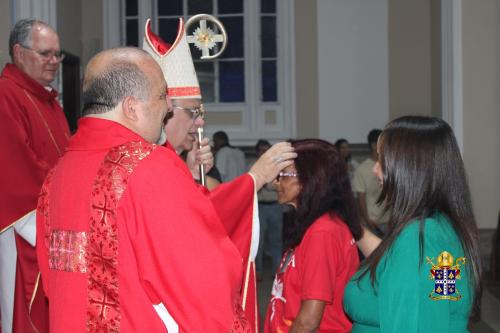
left=388, top=0, right=432, bottom=119
left=462, top=0, right=500, bottom=229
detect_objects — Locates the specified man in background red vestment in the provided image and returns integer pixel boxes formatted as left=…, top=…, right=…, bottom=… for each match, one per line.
left=36, top=47, right=294, bottom=332
left=0, top=19, right=70, bottom=333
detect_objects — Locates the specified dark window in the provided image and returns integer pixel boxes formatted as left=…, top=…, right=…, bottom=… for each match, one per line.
left=188, top=0, right=213, bottom=15
left=125, top=0, right=138, bottom=16
left=220, top=61, right=245, bottom=102
left=158, top=0, right=183, bottom=16
left=219, top=16, right=244, bottom=59
left=262, top=60, right=277, bottom=102
left=194, top=61, right=215, bottom=102
left=261, top=16, right=276, bottom=58
left=261, top=0, right=276, bottom=14
left=218, top=0, right=243, bottom=14
left=159, top=18, right=180, bottom=44
left=122, top=0, right=282, bottom=105
left=126, top=19, right=139, bottom=46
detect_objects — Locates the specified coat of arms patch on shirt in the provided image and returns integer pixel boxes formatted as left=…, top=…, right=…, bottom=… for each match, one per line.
left=426, top=251, right=466, bottom=301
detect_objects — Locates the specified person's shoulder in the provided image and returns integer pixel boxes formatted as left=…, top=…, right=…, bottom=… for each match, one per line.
left=422, top=212, right=450, bottom=229
left=126, top=144, right=200, bottom=199
left=304, top=214, right=355, bottom=253
left=382, top=220, right=420, bottom=258
left=422, top=213, right=462, bottom=249
left=133, top=144, right=190, bottom=179
left=0, top=75, right=20, bottom=97
left=397, top=213, right=456, bottom=240
left=391, top=213, right=461, bottom=252
left=395, top=220, right=420, bottom=242
left=358, top=158, right=375, bottom=170
left=217, top=146, right=231, bottom=156
left=308, top=213, right=349, bottom=237
left=352, top=158, right=370, bottom=176
left=236, top=147, right=245, bottom=157
left=0, top=80, right=26, bottom=120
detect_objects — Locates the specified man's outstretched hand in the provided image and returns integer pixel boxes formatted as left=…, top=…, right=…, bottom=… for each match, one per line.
left=249, top=142, right=297, bottom=191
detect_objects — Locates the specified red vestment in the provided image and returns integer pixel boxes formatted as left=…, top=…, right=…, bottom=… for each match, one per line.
left=0, top=63, right=70, bottom=333
left=36, top=118, right=256, bottom=332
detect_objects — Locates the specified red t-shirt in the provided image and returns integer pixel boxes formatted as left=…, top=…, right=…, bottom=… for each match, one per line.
left=264, top=213, right=359, bottom=333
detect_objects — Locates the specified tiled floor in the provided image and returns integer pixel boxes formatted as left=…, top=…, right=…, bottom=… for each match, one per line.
left=257, top=256, right=500, bottom=333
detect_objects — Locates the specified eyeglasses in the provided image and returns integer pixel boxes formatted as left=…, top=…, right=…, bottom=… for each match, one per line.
left=276, top=171, right=298, bottom=182
left=173, top=104, right=205, bottom=121
left=20, top=45, right=65, bottom=62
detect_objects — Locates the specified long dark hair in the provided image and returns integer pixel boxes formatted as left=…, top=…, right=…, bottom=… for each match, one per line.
left=283, top=139, right=362, bottom=250
left=360, top=116, right=481, bottom=317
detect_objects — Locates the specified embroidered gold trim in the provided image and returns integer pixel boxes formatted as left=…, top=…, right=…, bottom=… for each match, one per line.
left=0, top=221, right=16, bottom=234
left=86, top=141, right=157, bottom=332
left=23, top=89, right=66, bottom=157
left=49, top=230, right=88, bottom=273
left=252, top=262, right=259, bottom=333
left=242, top=258, right=251, bottom=311
left=28, top=272, right=41, bottom=333
left=0, top=209, right=36, bottom=234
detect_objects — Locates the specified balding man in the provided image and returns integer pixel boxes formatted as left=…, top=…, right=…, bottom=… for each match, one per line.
left=0, top=19, right=69, bottom=333
left=35, top=47, right=295, bottom=332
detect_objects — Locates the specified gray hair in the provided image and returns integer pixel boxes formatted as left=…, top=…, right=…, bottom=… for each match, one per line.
left=9, top=19, right=53, bottom=58
left=82, top=61, right=151, bottom=116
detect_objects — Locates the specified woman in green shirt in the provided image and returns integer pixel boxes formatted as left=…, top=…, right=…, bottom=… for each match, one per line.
left=343, top=116, right=481, bottom=332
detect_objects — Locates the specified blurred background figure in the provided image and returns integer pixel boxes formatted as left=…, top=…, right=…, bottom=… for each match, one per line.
left=213, top=130, right=246, bottom=182
left=352, top=129, right=388, bottom=237
left=254, top=139, right=283, bottom=281
left=334, top=138, right=358, bottom=182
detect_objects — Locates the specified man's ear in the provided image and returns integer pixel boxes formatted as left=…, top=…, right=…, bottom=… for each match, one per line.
left=12, top=44, right=24, bottom=65
left=122, top=95, right=139, bottom=121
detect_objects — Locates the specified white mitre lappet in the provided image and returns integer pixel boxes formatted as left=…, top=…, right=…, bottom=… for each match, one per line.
left=142, top=18, right=201, bottom=100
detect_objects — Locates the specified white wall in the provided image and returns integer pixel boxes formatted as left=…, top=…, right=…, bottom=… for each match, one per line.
left=462, top=0, right=500, bottom=229
left=296, top=0, right=319, bottom=139
left=81, top=0, right=103, bottom=67
left=57, top=0, right=82, bottom=57
left=388, top=0, right=433, bottom=119
left=317, top=0, right=389, bottom=143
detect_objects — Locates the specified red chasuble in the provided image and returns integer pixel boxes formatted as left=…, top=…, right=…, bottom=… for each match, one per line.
left=0, top=63, right=70, bottom=333
left=210, top=180, right=260, bottom=332
left=36, top=118, right=256, bottom=332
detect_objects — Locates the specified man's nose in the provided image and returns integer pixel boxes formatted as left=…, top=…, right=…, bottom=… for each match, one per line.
left=195, top=116, right=205, bottom=127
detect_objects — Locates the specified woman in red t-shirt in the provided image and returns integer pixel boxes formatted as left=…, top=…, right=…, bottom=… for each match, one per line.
left=264, top=139, right=362, bottom=333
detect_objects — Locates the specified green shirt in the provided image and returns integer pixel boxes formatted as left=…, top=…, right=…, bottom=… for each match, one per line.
left=343, top=213, right=473, bottom=332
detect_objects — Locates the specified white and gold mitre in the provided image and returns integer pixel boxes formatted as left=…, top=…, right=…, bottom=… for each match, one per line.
left=142, top=18, right=201, bottom=99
